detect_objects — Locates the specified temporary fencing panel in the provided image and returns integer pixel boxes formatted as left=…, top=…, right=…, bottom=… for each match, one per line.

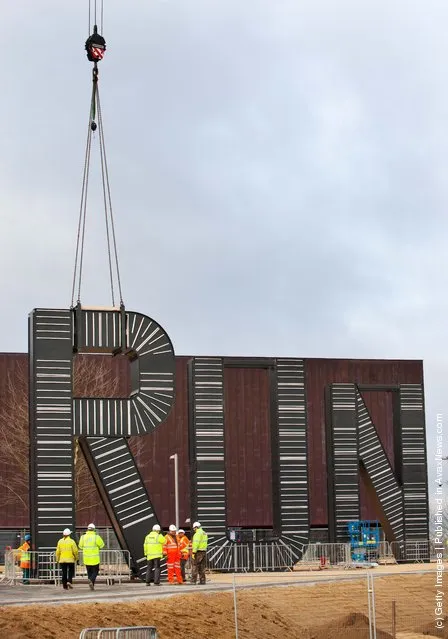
left=1, top=549, right=130, bottom=585
left=253, top=543, right=295, bottom=571
left=206, top=544, right=250, bottom=572
left=430, top=540, right=447, bottom=562
left=76, top=550, right=131, bottom=584
left=376, top=541, right=396, bottom=563
left=390, top=540, right=431, bottom=563
left=79, top=627, right=157, bottom=638
left=297, top=543, right=351, bottom=568
left=1, top=550, right=19, bottom=584
left=1, top=550, right=58, bottom=584
left=206, top=543, right=295, bottom=572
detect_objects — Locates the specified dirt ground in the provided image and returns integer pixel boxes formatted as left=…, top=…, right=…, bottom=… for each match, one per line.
left=0, top=573, right=445, bottom=639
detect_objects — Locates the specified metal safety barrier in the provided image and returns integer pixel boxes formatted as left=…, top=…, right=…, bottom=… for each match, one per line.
left=75, top=550, right=131, bottom=584
left=430, top=540, right=448, bottom=562
left=253, top=543, right=295, bottom=571
left=376, top=540, right=396, bottom=563
left=1, top=549, right=130, bottom=585
left=80, top=627, right=157, bottom=638
left=1, top=550, right=58, bottom=585
left=206, top=544, right=250, bottom=572
left=390, top=540, right=431, bottom=563
left=297, top=542, right=351, bottom=568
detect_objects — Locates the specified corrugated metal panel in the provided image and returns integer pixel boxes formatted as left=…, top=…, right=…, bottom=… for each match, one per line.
left=224, top=366, right=273, bottom=527
left=130, top=357, right=190, bottom=528
left=305, top=358, right=424, bottom=526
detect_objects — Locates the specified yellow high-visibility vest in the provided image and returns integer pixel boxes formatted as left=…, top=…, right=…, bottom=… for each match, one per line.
left=56, top=537, right=79, bottom=563
left=79, top=531, right=104, bottom=565
left=192, top=528, right=208, bottom=553
left=144, top=531, right=165, bottom=560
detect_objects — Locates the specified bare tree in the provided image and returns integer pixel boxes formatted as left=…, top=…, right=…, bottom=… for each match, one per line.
left=0, top=355, right=123, bottom=513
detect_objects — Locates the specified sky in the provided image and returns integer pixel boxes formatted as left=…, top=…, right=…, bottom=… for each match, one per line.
left=0, top=1, right=447, bottom=491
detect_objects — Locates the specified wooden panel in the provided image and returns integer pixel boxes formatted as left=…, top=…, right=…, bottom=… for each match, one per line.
left=224, top=367, right=273, bottom=527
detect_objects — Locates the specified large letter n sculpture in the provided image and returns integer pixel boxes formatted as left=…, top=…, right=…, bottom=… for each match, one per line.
left=29, top=307, right=175, bottom=577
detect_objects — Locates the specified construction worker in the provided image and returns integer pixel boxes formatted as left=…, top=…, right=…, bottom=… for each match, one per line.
left=163, top=524, right=183, bottom=584
left=56, top=528, right=79, bottom=590
left=17, top=534, right=31, bottom=584
left=79, top=523, right=105, bottom=590
left=177, top=528, right=190, bottom=583
left=191, top=521, right=208, bottom=585
left=143, top=524, right=165, bottom=586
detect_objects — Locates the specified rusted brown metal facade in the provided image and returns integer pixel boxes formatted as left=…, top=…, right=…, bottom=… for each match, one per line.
left=0, top=353, right=425, bottom=533
left=304, top=359, right=423, bottom=526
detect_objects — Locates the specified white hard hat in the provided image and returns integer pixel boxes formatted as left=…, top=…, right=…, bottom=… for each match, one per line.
left=63, top=528, right=71, bottom=536
left=193, top=521, right=201, bottom=528
left=152, top=524, right=161, bottom=532
left=178, top=529, right=185, bottom=534
left=169, top=524, right=177, bottom=532
left=87, top=523, right=95, bottom=530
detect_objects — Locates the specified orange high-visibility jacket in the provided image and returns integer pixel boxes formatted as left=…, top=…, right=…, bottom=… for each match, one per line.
left=177, top=534, right=190, bottom=559
left=163, top=534, right=180, bottom=560
left=17, top=541, right=31, bottom=569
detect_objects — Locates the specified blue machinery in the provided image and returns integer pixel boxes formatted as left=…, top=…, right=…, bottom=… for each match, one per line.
left=348, top=520, right=380, bottom=563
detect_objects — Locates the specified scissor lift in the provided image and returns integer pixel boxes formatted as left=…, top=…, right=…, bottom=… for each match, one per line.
left=348, top=520, right=380, bottom=565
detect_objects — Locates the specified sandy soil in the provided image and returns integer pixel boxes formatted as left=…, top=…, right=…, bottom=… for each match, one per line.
left=0, top=573, right=445, bottom=638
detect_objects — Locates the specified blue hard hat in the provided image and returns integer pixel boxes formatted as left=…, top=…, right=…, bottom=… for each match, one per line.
left=24, top=534, right=31, bottom=541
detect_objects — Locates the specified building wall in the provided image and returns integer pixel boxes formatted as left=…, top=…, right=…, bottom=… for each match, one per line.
left=0, top=353, right=425, bottom=532
left=304, top=359, right=423, bottom=525
left=224, top=366, right=273, bottom=527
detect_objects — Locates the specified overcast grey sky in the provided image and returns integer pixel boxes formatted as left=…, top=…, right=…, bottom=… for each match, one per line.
left=0, top=1, right=446, bottom=484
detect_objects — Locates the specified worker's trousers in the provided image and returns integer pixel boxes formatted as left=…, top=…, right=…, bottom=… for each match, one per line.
left=60, top=562, right=75, bottom=586
left=22, top=568, right=30, bottom=584
left=166, top=554, right=183, bottom=583
left=191, top=550, right=206, bottom=584
left=180, top=557, right=188, bottom=582
left=146, top=558, right=161, bottom=585
left=86, top=564, right=100, bottom=584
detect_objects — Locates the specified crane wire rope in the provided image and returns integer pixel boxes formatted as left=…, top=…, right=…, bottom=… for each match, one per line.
left=88, top=1, right=103, bottom=37
left=71, top=0, right=123, bottom=309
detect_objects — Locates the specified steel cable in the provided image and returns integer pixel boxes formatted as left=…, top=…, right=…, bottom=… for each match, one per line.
left=97, top=83, right=116, bottom=307
left=72, top=0, right=123, bottom=308
left=71, top=119, right=93, bottom=307
left=97, top=89, right=124, bottom=307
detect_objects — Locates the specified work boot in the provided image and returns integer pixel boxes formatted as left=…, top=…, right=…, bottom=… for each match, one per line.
left=63, top=584, right=68, bottom=590
left=67, top=583, right=73, bottom=589
left=88, top=579, right=94, bottom=591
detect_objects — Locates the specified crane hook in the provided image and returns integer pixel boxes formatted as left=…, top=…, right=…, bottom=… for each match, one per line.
left=85, top=24, right=106, bottom=63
